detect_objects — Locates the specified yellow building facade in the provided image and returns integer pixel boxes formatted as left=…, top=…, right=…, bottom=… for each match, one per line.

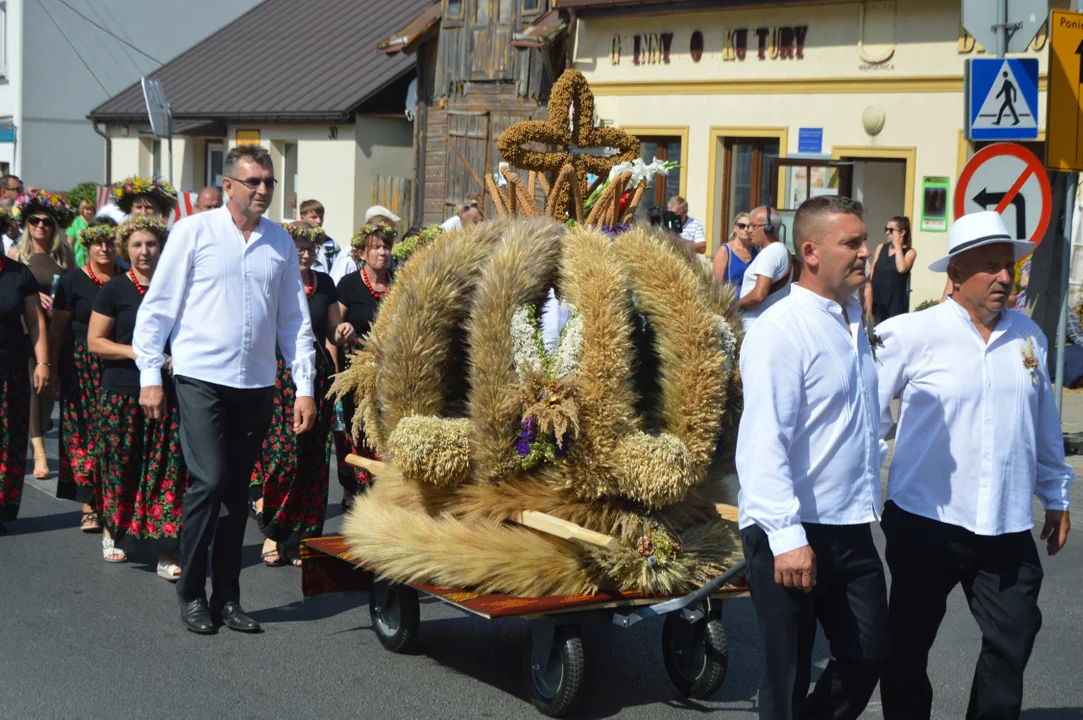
left=572, top=0, right=1063, bottom=304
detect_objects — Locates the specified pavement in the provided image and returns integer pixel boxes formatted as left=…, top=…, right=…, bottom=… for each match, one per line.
left=4, top=399, right=1083, bottom=719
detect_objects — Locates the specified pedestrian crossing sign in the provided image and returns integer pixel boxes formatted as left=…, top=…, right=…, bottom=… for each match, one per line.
left=966, top=58, right=1040, bottom=141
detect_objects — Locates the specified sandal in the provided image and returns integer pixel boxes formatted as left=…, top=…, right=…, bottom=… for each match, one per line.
left=283, top=547, right=303, bottom=567
left=80, top=512, right=101, bottom=533
left=101, top=537, right=127, bottom=563
left=156, top=561, right=182, bottom=582
left=33, top=451, right=48, bottom=479
left=0, top=522, right=8, bottom=537
left=261, top=544, right=286, bottom=567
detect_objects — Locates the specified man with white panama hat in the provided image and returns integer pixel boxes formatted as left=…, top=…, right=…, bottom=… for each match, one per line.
left=874, top=210, right=1075, bottom=719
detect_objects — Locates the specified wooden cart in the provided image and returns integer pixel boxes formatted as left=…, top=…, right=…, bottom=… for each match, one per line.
left=300, top=455, right=748, bottom=717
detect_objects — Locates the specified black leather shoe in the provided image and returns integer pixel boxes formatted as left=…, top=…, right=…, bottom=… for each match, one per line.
left=180, top=599, right=215, bottom=635
left=214, top=601, right=261, bottom=633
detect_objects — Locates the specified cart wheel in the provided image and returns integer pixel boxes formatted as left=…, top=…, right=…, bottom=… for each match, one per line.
left=523, top=626, right=586, bottom=718
left=662, top=611, right=728, bottom=699
left=369, top=581, right=420, bottom=653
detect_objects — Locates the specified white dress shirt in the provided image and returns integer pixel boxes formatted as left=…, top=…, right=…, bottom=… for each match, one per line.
left=329, top=252, right=358, bottom=285
left=737, top=284, right=882, bottom=555
left=876, top=298, right=1074, bottom=535
left=133, top=206, right=316, bottom=397
left=740, top=242, right=792, bottom=330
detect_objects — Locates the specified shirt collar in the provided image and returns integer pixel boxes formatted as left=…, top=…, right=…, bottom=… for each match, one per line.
left=790, top=284, right=862, bottom=323
left=944, top=296, right=1013, bottom=344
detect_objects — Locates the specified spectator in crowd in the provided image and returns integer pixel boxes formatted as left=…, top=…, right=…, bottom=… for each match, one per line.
left=67, top=200, right=98, bottom=267
left=0, top=174, right=24, bottom=202
left=876, top=211, right=1074, bottom=720
left=194, top=187, right=223, bottom=213
left=299, top=199, right=342, bottom=276
left=738, top=206, right=792, bottom=330
left=667, top=195, right=706, bottom=253
left=737, top=195, right=885, bottom=720
left=441, top=196, right=483, bottom=232
left=0, top=199, right=19, bottom=251
left=713, top=211, right=757, bottom=297
left=7, top=191, right=75, bottom=480
left=865, top=215, right=917, bottom=323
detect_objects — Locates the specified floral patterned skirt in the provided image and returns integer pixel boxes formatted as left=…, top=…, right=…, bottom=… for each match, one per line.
left=333, top=337, right=374, bottom=494
left=0, top=366, right=30, bottom=522
left=56, top=340, right=103, bottom=507
left=98, top=391, right=188, bottom=553
left=249, top=347, right=334, bottom=542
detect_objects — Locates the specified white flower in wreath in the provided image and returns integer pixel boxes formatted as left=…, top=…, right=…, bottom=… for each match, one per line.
left=553, top=313, right=584, bottom=379
left=714, top=315, right=737, bottom=372
left=511, top=305, right=544, bottom=382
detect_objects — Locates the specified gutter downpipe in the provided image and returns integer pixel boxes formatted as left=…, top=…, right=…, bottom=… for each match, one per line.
left=92, top=122, right=111, bottom=186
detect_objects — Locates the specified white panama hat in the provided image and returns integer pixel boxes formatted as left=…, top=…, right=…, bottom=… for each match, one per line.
left=928, top=211, right=1034, bottom=272
left=364, top=205, right=401, bottom=223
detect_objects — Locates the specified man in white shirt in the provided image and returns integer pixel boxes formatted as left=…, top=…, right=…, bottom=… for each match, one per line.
left=875, top=211, right=1074, bottom=719
left=738, top=206, right=791, bottom=330
left=441, top=196, right=483, bottom=232
left=134, top=145, right=317, bottom=636
left=667, top=195, right=706, bottom=253
left=737, top=195, right=885, bottom=720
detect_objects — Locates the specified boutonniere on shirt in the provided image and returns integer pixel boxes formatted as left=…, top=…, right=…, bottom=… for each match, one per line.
left=1021, top=338, right=1039, bottom=386
left=865, top=316, right=884, bottom=362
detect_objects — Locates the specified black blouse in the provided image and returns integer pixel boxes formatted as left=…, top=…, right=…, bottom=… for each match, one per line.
left=336, top=270, right=384, bottom=340
left=54, top=268, right=112, bottom=344
left=92, top=273, right=161, bottom=396
left=306, top=271, right=337, bottom=348
left=0, top=258, right=36, bottom=371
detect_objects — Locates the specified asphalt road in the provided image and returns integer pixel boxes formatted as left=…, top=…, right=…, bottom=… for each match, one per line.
left=3, top=424, right=1083, bottom=719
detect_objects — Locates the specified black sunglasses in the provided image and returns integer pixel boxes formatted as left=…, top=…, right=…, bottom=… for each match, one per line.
left=884, top=227, right=897, bottom=234
left=227, top=176, right=278, bottom=191
left=735, top=222, right=751, bottom=230
left=28, top=216, right=55, bottom=227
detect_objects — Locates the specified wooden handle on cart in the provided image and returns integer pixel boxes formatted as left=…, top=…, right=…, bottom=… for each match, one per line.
left=715, top=503, right=739, bottom=523
left=344, top=454, right=402, bottom=482
left=512, top=510, right=621, bottom=552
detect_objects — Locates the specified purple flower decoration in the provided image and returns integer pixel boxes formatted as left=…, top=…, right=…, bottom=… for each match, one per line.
left=516, top=413, right=538, bottom=458
left=600, top=223, right=631, bottom=237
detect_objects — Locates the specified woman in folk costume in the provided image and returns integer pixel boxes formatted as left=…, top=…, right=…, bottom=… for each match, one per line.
left=251, top=222, right=355, bottom=566
left=87, top=217, right=188, bottom=575
left=113, top=175, right=178, bottom=220
left=6, top=190, right=74, bottom=482
left=49, top=217, right=118, bottom=531
left=332, top=219, right=395, bottom=510
left=0, top=249, right=50, bottom=533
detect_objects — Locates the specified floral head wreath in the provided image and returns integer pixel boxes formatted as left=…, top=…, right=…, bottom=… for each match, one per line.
left=77, top=224, right=118, bottom=247
left=392, top=224, right=443, bottom=264
left=113, top=176, right=178, bottom=216
left=14, top=189, right=75, bottom=228
left=309, top=224, right=327, bottom=246
left=117, top=216, right=168, bottom=246
left=351, top=222, right=396, bottom=252
left=282, top=221, right=317, bottom=245
left=0, top=205, right=10, bottom=232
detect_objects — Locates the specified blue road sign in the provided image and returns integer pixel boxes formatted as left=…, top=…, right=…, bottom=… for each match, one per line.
left=966, top=58, right=1040, bottom=141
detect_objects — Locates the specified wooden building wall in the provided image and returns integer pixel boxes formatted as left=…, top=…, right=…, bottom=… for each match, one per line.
left=413, top=0, right=561, bottom=226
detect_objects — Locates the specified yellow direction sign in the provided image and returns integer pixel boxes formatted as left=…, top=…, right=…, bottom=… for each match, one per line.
left=1048, top=9, right=1083, bottom=171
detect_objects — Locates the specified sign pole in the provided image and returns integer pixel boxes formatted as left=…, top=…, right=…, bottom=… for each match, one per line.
left=1055, top=172, right=1077, bottom=413
left=167, top=106, right=174, bottom=186
left=996, top=0, right=1008, bottom=57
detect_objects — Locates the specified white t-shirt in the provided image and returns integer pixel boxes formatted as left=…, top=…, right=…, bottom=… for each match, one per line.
left=441, top=215, right=462, bottom=232
left=740, top=241, right=792, bottom=330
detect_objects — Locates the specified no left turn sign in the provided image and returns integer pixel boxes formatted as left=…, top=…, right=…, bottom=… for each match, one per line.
left=954, top=143, right=1052, bottom=255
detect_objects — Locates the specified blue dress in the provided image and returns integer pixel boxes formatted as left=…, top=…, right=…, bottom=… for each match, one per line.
left=722, top=243, right=757, bottom=298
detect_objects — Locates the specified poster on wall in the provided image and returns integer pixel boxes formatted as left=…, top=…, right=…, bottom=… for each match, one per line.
left=921, top=176, right=950, bottom=232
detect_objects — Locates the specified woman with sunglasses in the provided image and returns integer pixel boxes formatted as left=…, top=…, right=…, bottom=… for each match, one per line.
left=50, top=217, right=121, bottom=533
left=712, top=212, right=757, bottom=297
left=112, top=176, right=178, bottom=220
left=333, top=220, right=395, bottom=510
left=6, top=190, right=75, bottom=481
left=88, top=217, right=188, bottom=572
left=865, top=215, right=917, bottom=323
left=249, top=222, right=353, bottom=566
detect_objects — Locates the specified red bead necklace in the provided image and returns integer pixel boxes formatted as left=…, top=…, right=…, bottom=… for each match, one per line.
left=85, top=263, right=111, bottom=287
left=128, top=268, right=146, bottom=296
left=361, top=267, right=388, bottom=299
left=303, top=270, right=315, bottom=298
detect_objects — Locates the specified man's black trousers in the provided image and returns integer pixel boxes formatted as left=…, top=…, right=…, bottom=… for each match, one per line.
left=741, top=522, right=889, bottom=720
left=880, top=501, right=1043, bottom=720
left=173, top=376, right=275, bottom=606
